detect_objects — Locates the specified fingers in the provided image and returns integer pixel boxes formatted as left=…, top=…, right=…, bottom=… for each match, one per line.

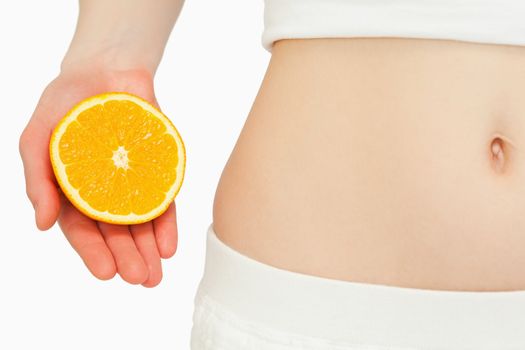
left=58, top=195, right=162, bottom=286
left=19, top=117, right=60, bottom=230
left=58, top=196, right=117, bottom=280
left=98, top=222, right=149, bottom=285
left=153, top=202, right=178, bottom=259
left=130, top=222, right=163, bottom=288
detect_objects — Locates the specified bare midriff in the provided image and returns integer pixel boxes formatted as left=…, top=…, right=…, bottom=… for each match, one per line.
left=212, top=37, right=525, bottom=292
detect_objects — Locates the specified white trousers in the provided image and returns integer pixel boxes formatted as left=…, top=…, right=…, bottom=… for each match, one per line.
left=190, top=223, right=525, bottom=349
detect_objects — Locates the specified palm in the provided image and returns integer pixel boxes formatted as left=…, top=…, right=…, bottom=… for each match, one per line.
left=20, top=68, right=178, bottom=287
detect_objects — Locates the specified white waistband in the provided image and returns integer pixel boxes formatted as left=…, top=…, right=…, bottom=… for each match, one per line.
left=196, top=223, right=525, bottom=349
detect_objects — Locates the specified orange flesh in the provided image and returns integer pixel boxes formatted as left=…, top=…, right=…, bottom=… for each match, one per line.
left=58, top=100, right=180, bottom=216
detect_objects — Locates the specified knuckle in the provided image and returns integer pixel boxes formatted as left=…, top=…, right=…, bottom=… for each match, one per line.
left=25, top=182, right=37, bottom=204
left=18, top=127, right=31, bottom=156
left=76, top=238, right=104, bottom=254
left=19, top=128, right=38, bottom=205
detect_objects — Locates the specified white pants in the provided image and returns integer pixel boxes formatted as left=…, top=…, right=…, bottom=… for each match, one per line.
left=190, top=223, right=525, bottom=349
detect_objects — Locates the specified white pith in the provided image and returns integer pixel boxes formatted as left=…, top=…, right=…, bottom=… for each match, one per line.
left=112, top=146, right=130, bottom=170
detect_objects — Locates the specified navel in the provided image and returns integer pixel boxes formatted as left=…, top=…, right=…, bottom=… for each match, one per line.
left=489, top=135, right=507, bottom=174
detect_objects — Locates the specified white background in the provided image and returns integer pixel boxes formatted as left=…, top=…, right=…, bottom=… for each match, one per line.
left=0, top=1, right=269, bottom=348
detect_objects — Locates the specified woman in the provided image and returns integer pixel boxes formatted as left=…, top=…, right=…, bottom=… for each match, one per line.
left=19, top=0, right=525, bottom=348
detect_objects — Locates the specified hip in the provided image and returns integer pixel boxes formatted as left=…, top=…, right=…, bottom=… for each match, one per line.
left=212, top=37, right=525, bottom=292
left=191, top=224, right=525, bottom=349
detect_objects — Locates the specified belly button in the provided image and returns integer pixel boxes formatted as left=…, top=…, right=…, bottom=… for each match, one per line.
left=490, top=136, right=506, bottom=173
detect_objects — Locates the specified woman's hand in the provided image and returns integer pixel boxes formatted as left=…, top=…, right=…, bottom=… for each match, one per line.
left=19, top=68, right=178, bottom=287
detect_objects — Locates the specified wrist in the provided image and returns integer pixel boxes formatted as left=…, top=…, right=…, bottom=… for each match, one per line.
left=46, top=65, right=157, bottom=111
left=60, top=43, right=158, bottom=77
left=60, top=0, right=177, bottom=76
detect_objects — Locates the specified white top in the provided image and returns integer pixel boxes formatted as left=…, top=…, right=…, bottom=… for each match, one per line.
left=261, top=0, right=525, bottom=52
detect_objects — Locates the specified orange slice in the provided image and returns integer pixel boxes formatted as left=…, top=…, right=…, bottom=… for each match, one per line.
left=49, top=92, right=186, bottom=224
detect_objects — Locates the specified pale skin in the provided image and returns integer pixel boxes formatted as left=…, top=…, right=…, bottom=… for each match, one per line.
left=19, top=0, right=185, bottom=287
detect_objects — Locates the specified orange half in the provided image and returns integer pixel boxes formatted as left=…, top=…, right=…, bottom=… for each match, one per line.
left=49, top=92, right=186, bottom=224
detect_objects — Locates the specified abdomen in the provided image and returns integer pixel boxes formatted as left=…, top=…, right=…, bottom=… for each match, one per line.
left=213, top=37, right=525, bottom=291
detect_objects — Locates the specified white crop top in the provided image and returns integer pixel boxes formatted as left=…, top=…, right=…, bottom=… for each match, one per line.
left=261, top=0, right=525, bottom=53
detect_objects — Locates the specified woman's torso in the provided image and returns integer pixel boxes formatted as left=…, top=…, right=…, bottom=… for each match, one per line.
left=212, top=37, right=525, bottom=292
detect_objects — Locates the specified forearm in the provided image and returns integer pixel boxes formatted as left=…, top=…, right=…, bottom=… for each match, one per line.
left=61, top=0, right=184, bottom=75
